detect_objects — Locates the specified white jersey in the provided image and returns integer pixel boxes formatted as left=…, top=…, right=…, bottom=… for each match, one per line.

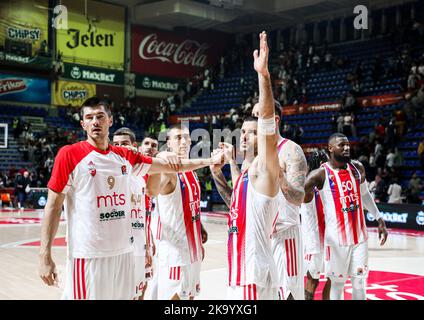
left=227, top=169, right=280, bottom=288
left=130, top=176, right=147, bottom=257
left=157, top=171, right=202, bottom=266
left=273, top=138, right=301, bottom=236
left=300, top=187, right=325, bottom=254
left=48, top=141, right=152, bottom=258
left=320, top=162, right=367, bottom=247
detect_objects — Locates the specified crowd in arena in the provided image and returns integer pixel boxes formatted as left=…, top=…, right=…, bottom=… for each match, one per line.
left=1, top=20, right=424, bottom=208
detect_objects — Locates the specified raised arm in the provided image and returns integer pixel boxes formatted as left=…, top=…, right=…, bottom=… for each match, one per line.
left=254, top=31, right=279, bottom=196
left=279, top=142, right=307, bottom=206
left=210, top=148, right=233, bottom=208
left=39, top=189, right=65, bottom=286
left=148, top=150, right=224, bottom=174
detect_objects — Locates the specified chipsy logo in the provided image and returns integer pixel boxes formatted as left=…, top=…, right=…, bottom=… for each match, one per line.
left=0, top=79, right=27, bottom=96
left=138, top=33, right=209, bottom=67
left=62, top=87, right=88, bottom=101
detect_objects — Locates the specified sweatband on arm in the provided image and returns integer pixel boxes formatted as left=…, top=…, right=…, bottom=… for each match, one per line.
left=360, top=182, right=382, bottom=220
left=258, top=116, right=276, bottom=135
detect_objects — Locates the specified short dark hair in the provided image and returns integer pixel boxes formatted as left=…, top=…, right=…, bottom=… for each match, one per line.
left=142, top=134, right=158, bottom=143
left=251, top=97, right=282, bottom=120
left=113, top=127, right=136, bottom=143
left=166, top=123, right=189, bottom=140
left=80, top=96, right=113, bottom=118
left=328, top=132, right=348, bottom=143
left=242, top=115, right=258, bottom=122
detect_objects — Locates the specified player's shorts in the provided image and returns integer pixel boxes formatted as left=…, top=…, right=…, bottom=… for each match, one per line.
left=304, top=251, right=324, bottom=280
left=134, top=254, right=146, bottom=299
left=227, top=284, right=278, bottom=300
left=62, top=252, right=134, bottom=300
left=144, top=253, right=159, bottom=300
left=157, top=260, right=201, bottom=300
left=272, top=224, right=304, bottom=300
left=324, top=240, right=369, bottom=282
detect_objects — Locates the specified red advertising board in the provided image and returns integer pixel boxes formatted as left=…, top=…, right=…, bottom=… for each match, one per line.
left=131, top=26, right=230, bottom=79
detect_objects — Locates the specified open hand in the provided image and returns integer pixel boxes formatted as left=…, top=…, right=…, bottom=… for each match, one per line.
left=253, top=31, right=270, bottom=77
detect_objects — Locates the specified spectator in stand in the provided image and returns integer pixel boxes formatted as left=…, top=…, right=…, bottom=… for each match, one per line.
left=418, top=138, right=424, bottom=169
left=385, top=118, right=397, bottom=146
left=344, top=112, right=357, bottom=137
left=392, top=147, right=404, bottom=170
left=312, top=53, right=320, bottom=72
left=337, top=113, right=344, bottom=133
left=408, top=173, right=423, bottom=204
left=386, top=149, right=396, bottom=171
left=292, top=124, right=304, bottom=144
left=14, top=171, right=31, bottom=210
left=368, top=174, right=382, bottom=201
left=387, top=178, right=403, bottom=204
left=324, top=51, right=332, bottom=70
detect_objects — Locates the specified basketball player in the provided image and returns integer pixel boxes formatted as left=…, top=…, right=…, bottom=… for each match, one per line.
left=139, top=135, right=159, bottom=300
left=38, top=97, right=224, bottom=300
left=251, top=95, right=308, bottom=301
left=146, top=122, right=209, bottom=300
left=301, top=149, right=331, bottom=300
left=304, top=133, right=388, bottom=300
left=211, top=31, right=281, bottom=300
left=112, top=127, right=153, bottom=300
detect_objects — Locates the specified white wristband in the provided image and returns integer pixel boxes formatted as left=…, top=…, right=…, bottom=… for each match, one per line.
left=258, top=117, right=276, bottom=135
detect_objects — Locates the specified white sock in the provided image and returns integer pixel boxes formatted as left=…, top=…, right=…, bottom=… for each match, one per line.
left=330, top=281, right=345, bottom=300
left=351, top=277, right=367, bottom=300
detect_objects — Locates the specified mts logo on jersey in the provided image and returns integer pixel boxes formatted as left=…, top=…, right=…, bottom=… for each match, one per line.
left=97, top=192, right=126, bottom=208
left=338, top=180, right=359, bottom=208
left=99, top=209, right=125, bottom=221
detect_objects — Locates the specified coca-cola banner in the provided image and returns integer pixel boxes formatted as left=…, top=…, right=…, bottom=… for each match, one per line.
left=131, top=26, right=230, bottom=79
left=0, top=73, right=50, bottom=104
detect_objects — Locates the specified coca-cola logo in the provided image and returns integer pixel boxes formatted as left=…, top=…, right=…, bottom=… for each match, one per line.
left=138, top=33, right=209, bottom=68
left=0, top=79, right=27, bottom=95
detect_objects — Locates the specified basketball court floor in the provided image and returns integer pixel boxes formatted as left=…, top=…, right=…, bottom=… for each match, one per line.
left=1, top=209, right=424, bottom=300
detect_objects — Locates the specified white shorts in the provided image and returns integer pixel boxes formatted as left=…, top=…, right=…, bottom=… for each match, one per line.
left=304, top=251, right=324, bottom=280
left=227, top=284, right=278, bottom=300
left=144, top=253, right=159, bottom=300
left=134, top=254, right=146, bottom=298
left=157, top=261, right=201, bottom=300
left=272, top=225, right=304, bottom=300
left=324, top=241, right=369, bottom=282
left=62, top=252, right=134, bottom=300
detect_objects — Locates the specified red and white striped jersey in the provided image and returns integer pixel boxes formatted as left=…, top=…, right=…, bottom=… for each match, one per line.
left=227, top=169, right=280, bottom=288
left=157, top=171, right=202, bottom=266
left=320, top=162, right=367, bottom=247
left=300, top=187, right=325, bottom=254
left=273, top=138, right=301, bottom=236
left=143, top=175, right=154, bottom=246
left=47, top=141, right=152, bottom=258
left=130, top=176, right=146, bottom=257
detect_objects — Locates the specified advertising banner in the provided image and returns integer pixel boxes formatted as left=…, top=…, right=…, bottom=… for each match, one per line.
left=366, top=203, right=424, bottom=231
left=0, top=73, right=50, bottom=104
left=0, top=0, right=50, bottom=66
left=131, top=26, right=230, bottom=79
left=56, top=0, right=125, bottom=70
left=135, top=74, right=181, bottom=92
left=62, top=63, right=124, bottom=85
left=281, top=93, right=404, bottom=116
left=52, top=80, right=96, bottom=107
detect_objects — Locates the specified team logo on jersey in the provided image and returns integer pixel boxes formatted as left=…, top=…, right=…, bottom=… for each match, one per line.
left=88, top=161, right=96, bottom=176
left=121, top=165, right=127, bottom=175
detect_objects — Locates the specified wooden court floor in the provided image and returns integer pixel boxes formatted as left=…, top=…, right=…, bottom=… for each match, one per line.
left=1, top=209, right=424, bottom=300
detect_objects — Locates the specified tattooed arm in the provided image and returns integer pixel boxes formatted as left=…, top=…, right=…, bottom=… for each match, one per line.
left=279, top=141, right=308, bottom=206
left=211, top=168, right=232, bottom=208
